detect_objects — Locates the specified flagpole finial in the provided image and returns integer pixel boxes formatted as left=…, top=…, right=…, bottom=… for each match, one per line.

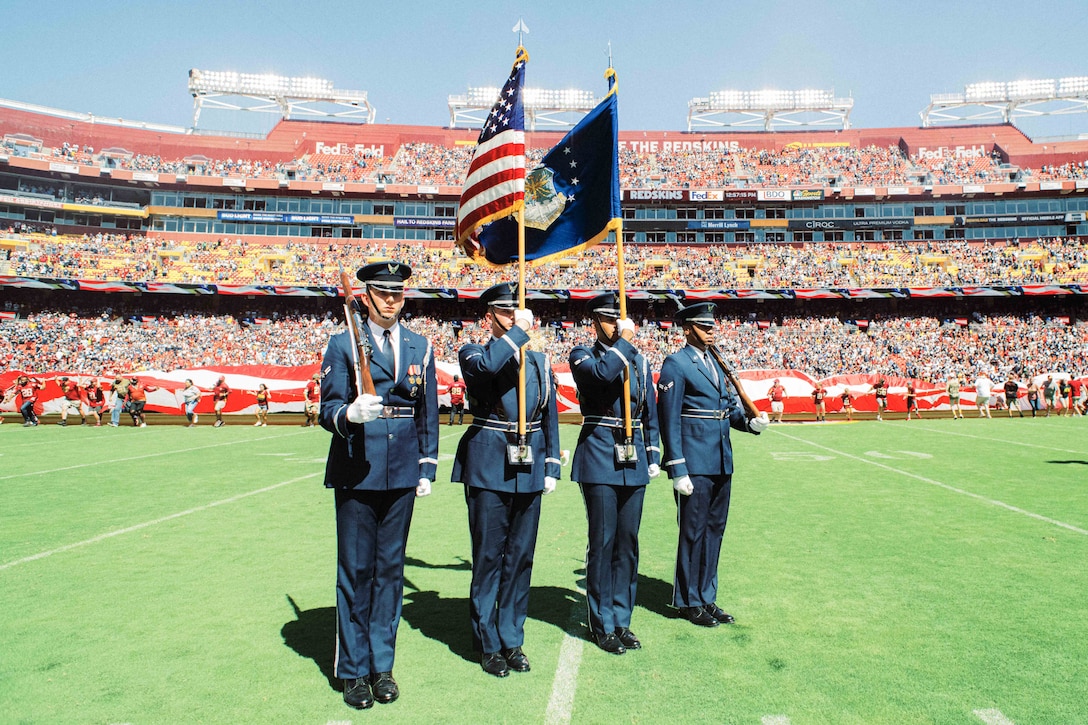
left=513, top=18, right=529, bottom=47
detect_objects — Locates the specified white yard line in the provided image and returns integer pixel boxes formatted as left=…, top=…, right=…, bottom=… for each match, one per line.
left=0, top=430, right=309, bottom=481
left=772, top=429, right=1088, bottom=536
left=0, top=473, right=320, bottom=571
left=909, top=424, right=1085, bottom=455
left=544, top=581, right=588, bottom=725
left=974, top=708, right=1016, bottom=725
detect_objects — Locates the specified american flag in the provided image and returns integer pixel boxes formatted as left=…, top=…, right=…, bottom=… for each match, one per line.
left=455, top=48, right=527, bottom=258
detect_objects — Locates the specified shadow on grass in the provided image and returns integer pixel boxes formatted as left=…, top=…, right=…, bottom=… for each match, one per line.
left=1047, top=460, right=1088, bottom=465
left=281, top=594, right=337, bottom=690
left=635, top=572, right=679, bottom=619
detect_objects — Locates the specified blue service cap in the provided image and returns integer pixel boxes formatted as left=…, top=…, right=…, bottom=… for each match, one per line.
left=480, top=282, right=519, bottom=310
left=675, top=302, right=718, bottom=326
left=357, top=261, right=412, bottom=291
left=586, top=292, right=622, bottom=319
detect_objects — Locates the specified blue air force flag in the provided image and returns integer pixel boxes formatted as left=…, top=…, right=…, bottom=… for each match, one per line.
left=473, top=77, right=621, bottom=266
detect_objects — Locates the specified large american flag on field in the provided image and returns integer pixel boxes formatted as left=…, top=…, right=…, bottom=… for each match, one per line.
left=455, top=48, right=527, bottom=260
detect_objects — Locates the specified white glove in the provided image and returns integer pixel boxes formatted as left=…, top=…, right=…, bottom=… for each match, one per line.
left=617, top=318, right=635, bottom=335
left=514, top=309, right=534, bottom=330
left=749, top=413, right=770, bottom=433
left=416, top=478, right=432, bottom=497
left=647, top=463, right=661, bottom=479
left=543, top=476, right=557, bottom=495
left=673, top=475, right=694, bottom=496
left=346, top=393, right=383, bottom=424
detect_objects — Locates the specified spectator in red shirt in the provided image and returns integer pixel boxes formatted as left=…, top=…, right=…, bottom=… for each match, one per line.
left=84, top=380, right=106, bottom=427
left=303, top=373, right=320, bottom=427
left=447, top=374, right=465, bottom=426
left=768, top=379, right=785, bottom=423
left=126, top=377, right=157, bottom=427
left=212, top=376, right=230, bottom=428
left=58, top=376, right=84, bottom=426
left=10, top=375, right=43, bottom=426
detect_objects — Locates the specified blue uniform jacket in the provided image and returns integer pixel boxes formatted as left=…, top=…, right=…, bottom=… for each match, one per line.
left=319, top=325, right=439, bottom=489
left=451, top=325, right=561, bottom=492
left=569, top=337, right=661, bottom=485
left=657, top=345, right=758, bottom=479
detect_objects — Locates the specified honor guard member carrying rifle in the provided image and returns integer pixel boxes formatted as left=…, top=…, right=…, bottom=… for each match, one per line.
left=451, top=281, right=561, bottom=679
left=657, top=302, right=768, bottom=628
left=569, top=292, right=661, bottom=655
left=319, top=261, right=439, bottom=710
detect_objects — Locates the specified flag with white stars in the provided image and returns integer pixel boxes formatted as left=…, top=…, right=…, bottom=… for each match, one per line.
left=456, top=48, right=527, bottom=256
left=467, top=71, right=622, bottom=266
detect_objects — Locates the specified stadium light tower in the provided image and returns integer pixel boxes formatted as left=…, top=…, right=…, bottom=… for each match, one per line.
left=448, top=86, right=600, bottom=130
left=687, top=88, right=853, bottom=131
left=921, top=76, right=1088, bottom=127
left=188, top=69, right=375, bottom=129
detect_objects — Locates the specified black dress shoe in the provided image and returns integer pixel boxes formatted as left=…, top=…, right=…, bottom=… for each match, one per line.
left=370, top=672, right=399, bottom=704
left=615, top=627, right=642, bottom=650
left=594, top=632, right=627, bottom=655
left=502, top=646, right=531, bottom=672
left=679, top=606, right=720, bottom=627
left=704, top=603, right=735, bottom=624
left=481, top=651, right=509, bottom=677
left=342, top=678, right=374, bottom=709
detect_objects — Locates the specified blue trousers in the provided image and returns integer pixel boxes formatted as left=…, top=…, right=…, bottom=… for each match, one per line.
left=673, top=474, right=732, bottom=608
left=334, top=487, right=415, bottom=679
left=580, top=482, right=645, bottom=637
left=465, top=486, right=541, bottom=654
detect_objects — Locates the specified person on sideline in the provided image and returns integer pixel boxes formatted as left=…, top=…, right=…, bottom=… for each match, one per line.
left=181, top=379, right=201, bottom=427
left=947, top=375, right=965, bottom=419
left=974, top=372, right=993, bottom=419
left=254, top=383, right=270, bottom=426
left=319, top=261, right=438, bottom=710
left=569, top=292, right=661, bottom=655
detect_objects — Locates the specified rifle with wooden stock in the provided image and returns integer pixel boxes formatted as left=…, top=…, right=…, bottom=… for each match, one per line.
left=339, top=267, right=377, bottom=397
left=707, top=345, right=761, bottom=420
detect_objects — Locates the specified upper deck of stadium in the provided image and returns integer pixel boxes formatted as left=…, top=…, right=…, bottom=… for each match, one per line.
left=3, top=100, right=1088, bottom=199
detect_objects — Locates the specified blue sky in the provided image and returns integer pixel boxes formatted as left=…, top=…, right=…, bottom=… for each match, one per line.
left=2, top=0, right=1086, bottom=138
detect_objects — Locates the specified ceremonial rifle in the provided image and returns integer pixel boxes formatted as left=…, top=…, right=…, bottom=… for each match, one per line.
left=339, top=266, right=376, bottom=396
left=707, top=345, right=761, bottom=420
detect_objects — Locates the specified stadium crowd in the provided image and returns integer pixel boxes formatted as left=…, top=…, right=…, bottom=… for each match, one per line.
left=3, top=306, right=1082, bottom=384
left=7, top=136, right=1088, bottom=188
left=3, top=228, right=1086, bottom=288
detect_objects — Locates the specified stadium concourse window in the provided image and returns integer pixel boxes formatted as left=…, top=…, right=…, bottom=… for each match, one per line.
left=182, top=197, right=208, bottom=209
left=676, top=232, right=697, bottom=244
left=766, top=232, right=787, bottom=243
left=855, top=207, right=868, bottom=218
left=735, top=232, right=756, bottom=243
left=825, top=231, right=846, bottom=242
left=735, top=208, right=755, bottom=219
left=677, top=208, right=697, bottom=220
left=766, top=207, right=786, bottom=219
left=886, top=230, right=904, bottom=241
left=856, top=231, right=876, bottom=242
left=914, top=206, right=936, bottom=217
left=243, top=199, right=267, bottom=211
left=948, top=228, right=966, bottom=239
left=915, top=230, right=935, bottom=240
left=793, top=231, right=814, bottom=243
left=705, top=208, right=725, bottom=220
left=373, top=203, right=394, bottom=216
left=704, top=232, right=724, bottom=244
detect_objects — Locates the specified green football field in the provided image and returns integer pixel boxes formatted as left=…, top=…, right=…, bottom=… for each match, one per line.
left=1, top=416, right=1086, bottom=724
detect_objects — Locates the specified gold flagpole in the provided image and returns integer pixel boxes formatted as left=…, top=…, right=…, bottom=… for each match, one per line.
left=517, top=205, right=527, bottom=442
left=616, top=222, right=634, bottom=444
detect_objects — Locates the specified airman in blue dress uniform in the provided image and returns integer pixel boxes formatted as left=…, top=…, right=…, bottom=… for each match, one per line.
left=319, top=261, right=439, bottom=709
left=656, top=302, right=768, bottom=628
left=569, top=292, right=661, bottom=654
left=451, top=282, right=561, bottom=678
